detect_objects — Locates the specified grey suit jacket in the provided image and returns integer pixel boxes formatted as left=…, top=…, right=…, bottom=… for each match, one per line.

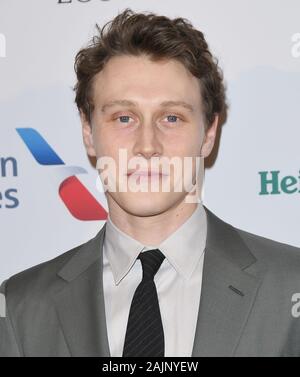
left=1, top=206, right=300, bottom=357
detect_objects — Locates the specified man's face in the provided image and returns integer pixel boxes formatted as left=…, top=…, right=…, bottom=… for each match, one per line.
left=81, top=54, right=218, bottom=217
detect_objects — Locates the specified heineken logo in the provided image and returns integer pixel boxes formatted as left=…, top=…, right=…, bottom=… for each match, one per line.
left=259, top=170, right=300, bottom=195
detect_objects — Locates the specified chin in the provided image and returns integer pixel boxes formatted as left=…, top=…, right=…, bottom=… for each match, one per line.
left=112, top=191, right=185, bottom=218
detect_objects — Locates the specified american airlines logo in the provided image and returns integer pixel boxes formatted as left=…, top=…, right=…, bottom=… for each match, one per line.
left=16, top=128, right=107, bottom=221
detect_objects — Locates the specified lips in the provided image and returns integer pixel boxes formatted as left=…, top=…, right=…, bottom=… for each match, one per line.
left=126, top=170, right=168, bottom=177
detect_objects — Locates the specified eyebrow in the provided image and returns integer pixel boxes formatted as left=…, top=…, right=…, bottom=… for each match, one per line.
left=101, top=99, right=194, bottom=113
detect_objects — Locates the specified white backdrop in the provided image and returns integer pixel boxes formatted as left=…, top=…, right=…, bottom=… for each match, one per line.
left=1, top=0, right=300, bottom=283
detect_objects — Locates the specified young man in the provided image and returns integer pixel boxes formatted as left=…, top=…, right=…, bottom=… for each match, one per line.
left=1, top=9, right=300, bottom=357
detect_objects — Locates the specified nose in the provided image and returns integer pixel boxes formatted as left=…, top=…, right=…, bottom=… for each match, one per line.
left=132, top=120, right=163, bottom=160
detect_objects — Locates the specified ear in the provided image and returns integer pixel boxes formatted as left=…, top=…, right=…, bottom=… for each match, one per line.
left=80, top=110, right=96, bottom=157
left=200, top=114, right=219, bottom=158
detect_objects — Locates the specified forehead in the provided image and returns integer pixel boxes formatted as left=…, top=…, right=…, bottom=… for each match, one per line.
left=91, top=55, right=202, bottom=109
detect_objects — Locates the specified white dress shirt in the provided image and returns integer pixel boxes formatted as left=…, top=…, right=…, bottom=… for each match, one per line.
left=102, top=203, right=207, bottom=357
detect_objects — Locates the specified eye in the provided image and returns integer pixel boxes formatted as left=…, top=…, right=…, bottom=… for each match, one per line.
left=117, top=115, right=133, bottom=124
left=163, top=115, right=181, bottom=124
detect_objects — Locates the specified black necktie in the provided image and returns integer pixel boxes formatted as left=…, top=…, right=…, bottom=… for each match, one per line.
left=122, top=248, right=165, bottom=357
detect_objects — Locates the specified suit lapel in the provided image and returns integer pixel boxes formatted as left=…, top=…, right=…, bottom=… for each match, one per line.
left=52, top=205, right=263, bottom=357
left=192, top=207, right=263, bottom=356
left=52, top=224, right=110, bottom=357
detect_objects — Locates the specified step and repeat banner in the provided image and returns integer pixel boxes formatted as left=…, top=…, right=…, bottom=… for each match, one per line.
left=1, top=0, right=300, bottom=282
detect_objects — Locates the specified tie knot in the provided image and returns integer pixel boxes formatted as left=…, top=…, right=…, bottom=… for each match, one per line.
left=138, top=249, right=165, bottom=281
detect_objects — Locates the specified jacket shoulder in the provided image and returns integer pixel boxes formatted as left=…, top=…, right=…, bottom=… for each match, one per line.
left=1, top=232, right=100, bottom=300
left=205, top=206, right=300, bottom=272
left=234, top=225, right=300, bottom=273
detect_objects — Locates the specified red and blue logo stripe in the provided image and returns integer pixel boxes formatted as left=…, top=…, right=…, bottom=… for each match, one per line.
left=16, top=128, right=107, bottom=221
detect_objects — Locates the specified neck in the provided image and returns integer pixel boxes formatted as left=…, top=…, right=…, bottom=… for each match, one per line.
left=106, top=195, right=199, bottom=245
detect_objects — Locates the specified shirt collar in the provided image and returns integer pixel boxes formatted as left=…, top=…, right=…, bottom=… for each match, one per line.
left=104, top=203, right=207, bottom=285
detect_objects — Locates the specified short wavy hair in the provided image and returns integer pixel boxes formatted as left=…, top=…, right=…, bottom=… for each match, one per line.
left=74, top=8, right=227, bottom=130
